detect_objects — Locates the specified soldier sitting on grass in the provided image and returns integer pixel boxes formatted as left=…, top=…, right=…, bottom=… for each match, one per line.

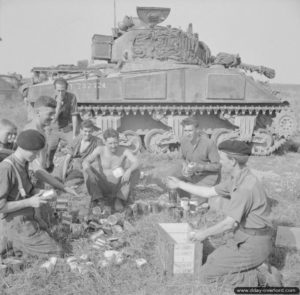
left=0, top=119, right=17, bottom=162
left=82, top=128, right=140, bottom=212
left=57, top=119, right=103, bottom=186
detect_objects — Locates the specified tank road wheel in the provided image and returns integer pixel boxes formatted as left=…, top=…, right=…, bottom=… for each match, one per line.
left=120, top=130, right=142, bottom=154
left=211, top=128, right=237, bottom=146
left=251, top=129, right=274, bottom=156
left=144, top=129, right=169, bottom=154
left=273, top=109, right=298, bottom=139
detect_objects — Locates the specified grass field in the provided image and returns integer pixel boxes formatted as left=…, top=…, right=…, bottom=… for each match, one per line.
left=1, top=151, right=300, bottom=295
left=0, top=85, right=300, bottom=294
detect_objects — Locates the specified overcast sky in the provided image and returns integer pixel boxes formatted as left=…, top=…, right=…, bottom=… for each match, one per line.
left=0, top=0, right=299, bottom=83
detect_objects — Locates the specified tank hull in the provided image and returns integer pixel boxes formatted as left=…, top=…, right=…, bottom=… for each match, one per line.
left=27, top=66, right=295, bottom=156
left=28, top=67, right=281, bottom=105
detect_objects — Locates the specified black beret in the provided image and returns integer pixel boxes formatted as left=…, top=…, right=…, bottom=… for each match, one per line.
left=17, top=129, right=46, bottom=151
left=218, top=140, right=252, bottom=156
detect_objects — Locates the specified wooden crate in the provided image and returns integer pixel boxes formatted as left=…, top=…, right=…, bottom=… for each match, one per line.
left=157, top=223, right=203, bottom=277
left=275, top=226, right=300, bottom=250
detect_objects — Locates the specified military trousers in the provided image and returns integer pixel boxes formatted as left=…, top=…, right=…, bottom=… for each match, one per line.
left=198, top=230, right=272, bottom=287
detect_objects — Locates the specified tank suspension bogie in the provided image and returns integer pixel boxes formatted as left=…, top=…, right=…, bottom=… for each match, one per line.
left=78, top=103, right=297, bottom=155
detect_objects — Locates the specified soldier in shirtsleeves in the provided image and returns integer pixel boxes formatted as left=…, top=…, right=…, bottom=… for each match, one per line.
left=0, top=119, right=17, bottom=162
left=23, top=95, right=78, bottom=194
left=47, top=78, right=79, bottom=172
left=23, top=96, right=78, bottom=228
left=82, top=128, right=140, bottom=212
left=59, top=119, right=103, bottom=185
left=179, top=117, right=221, bottom=206
left=0, top=130, right=62, bottom=258
left=167, top=140, right=274, bottom=287
left=24, top=95, right=56, bottom=170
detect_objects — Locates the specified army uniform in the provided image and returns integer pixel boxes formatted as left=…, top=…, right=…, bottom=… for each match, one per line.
left=47, top=92, right=78, bottom=170
left=180, top=134, right=221, bottom=206
left=58, top=134, right=103, bottom=182
left=0, top=154, right=61, bottom=257
left=199, top=167, right=272, bottom=286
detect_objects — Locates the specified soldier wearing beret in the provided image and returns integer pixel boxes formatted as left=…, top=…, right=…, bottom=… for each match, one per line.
left=0, top=130, right=62, bottom=258
left=167, top=140, right=274, bottom=287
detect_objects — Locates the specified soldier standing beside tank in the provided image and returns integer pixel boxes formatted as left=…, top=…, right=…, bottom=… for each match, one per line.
left=46, top=78, right=79, bottom=172
left=179, top=117, right=221, bottom=206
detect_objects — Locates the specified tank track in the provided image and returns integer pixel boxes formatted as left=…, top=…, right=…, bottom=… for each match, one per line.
left=78, top=103, right=284, bottom=116
left=78, top=103, right=290, bottom=156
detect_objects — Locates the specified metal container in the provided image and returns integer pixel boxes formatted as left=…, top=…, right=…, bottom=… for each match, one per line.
left=42, top=189, right=57, bottom=199
left=168, top=189, right=178, bottom=205
left=189, top=198, right=199, bottom=212
left=112, top=167, right=125, bottom=178
left=180, top=198, right=190, bottom=211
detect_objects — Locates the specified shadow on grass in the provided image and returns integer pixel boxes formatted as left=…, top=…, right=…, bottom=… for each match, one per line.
left=202, top=239, right=216, bottom=264
left=268, top=219, right=295, bottom=270
left=266, top=196, right=279, bottom=208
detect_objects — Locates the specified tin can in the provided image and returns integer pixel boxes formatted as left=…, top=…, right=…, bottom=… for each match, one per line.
left=180, top=197, right=190, bottom=211
left=168, top=189, right=178, bottom=205
left=182, top=162, right=196, bottom=177
left=112, top=167, right=125, bottom=178
left=42, top=189, right=57, bottom=199
left=189, top=198, right=198, bottom=212
left=188, top=162, right=196, bottom=169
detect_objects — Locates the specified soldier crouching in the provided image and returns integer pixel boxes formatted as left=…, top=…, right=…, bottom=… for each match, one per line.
left=0, top=130, right=62, bottom=258
left=167, top=140, right=274, bottom=287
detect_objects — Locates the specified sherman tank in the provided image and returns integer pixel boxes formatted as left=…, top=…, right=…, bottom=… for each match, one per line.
left=27, top=7, right=297, bottom=155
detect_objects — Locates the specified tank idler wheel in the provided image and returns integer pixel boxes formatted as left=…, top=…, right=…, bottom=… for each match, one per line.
left=251, top=129, right=274, bottom=156
left=211, top=128, right=236, bottom=146
left=144, top=129, right=169, bottom=154
left=120, top=130, right=142, bottom=154
left=273, top=109, right=298, bottom=139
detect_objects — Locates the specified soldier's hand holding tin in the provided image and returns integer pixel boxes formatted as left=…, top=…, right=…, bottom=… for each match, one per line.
left=182, top=162, right=193, bottom=177
left=29, top=191, right=54, bottom=208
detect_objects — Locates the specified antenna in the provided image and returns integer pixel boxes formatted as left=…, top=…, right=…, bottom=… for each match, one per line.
left=0, top=0, right=2, bottom=41
left=113, top=0, right=116, bottom=28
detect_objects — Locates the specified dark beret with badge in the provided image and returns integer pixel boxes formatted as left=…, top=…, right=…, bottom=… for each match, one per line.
left=17, top=129, right=46, bottom=151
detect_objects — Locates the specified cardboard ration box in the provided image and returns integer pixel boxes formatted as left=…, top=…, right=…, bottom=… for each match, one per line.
left=157, top=223, right=203, bottom=277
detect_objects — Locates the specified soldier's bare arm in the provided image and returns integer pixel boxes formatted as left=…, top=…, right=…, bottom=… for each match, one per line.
left=82, top=146, right=102, bottom=169
left=0, top=192, right=52, bottom=214
left=167, top=176, right=218, bottom=198
left=190, top=216, right=236, bottom=242
left=121, top=149, right=139, bottom=183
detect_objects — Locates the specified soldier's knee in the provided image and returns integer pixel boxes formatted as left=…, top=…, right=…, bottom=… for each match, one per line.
left=198, top=264, right=219, bottom=284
